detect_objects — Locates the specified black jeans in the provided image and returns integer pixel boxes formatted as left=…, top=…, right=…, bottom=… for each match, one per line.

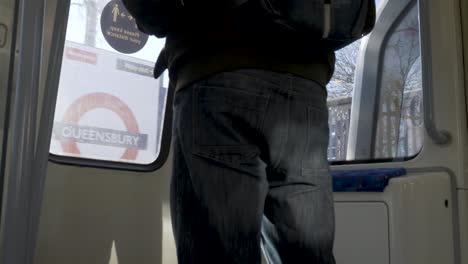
left=171, top=69, right=335, bottom=264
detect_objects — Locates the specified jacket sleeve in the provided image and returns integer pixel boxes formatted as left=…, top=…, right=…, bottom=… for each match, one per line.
left=122, top=0, right=179, bottom=38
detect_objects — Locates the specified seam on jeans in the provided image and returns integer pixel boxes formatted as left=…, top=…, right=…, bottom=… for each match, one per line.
left=301, top=106, right=310, bottom=170
left=191, top=85, right=199, bottom=155
left=289, top=187, right=321, bottom=197
left=191, top=151, right=266, bottom=181
left=301, top=106, right=330, bottom=171
left=271, top=78, right=291, bottom=171
left=175, top=87, right=207, bottom=205
left=193, top=144, right=259, bottom=158
left=197, top=83, right=270, bottom=98
left=259, top=94, right=272, bottom=149
left=225, top=70, right=286, bottom=90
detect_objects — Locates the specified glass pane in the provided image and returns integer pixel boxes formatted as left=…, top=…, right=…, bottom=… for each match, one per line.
left=49, top=0, right=168, bottom=165
left=327, top=41, right=360, bottom=161
left=327, top=2, right=424, bottom=162
left=374, top=5, right=423, bottom=159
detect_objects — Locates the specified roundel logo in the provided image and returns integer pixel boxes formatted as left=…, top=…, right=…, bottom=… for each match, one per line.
left=56, top=92, right=147, bottom=160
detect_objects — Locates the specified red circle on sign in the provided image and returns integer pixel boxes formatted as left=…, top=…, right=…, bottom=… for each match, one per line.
left=60, top=92, right=140, bottom=160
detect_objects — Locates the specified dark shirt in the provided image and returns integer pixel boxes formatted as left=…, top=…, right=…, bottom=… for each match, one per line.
left=150, top=6, right=336, bottom=91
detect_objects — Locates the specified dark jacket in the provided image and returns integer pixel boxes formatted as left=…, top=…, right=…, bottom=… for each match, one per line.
left=123, top=0, right=335, bottom=91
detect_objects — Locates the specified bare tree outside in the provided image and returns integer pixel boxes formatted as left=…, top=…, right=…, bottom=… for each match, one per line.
left=328, top=40, right=361, bottom=99
left=327, top=5, right=423, bottom=161
left=326, top=41, right=361, bottom=160
left=71, top=0, right=99, bottom=47
left=375, top=6, right=422, bottom=159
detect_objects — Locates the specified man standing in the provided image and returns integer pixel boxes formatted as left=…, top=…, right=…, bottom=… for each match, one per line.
left=123, top=1, right=373, bottom=263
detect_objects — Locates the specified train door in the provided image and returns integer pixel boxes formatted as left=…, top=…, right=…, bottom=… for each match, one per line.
left=1, top=0, right=174, bottom=263
left=329, top=0, right=467, bottom=263
left=0, top=0, right=62, bottom=262
left=34, top=0, right=174, bottom=263
left=1, top=0, right=468, bottom=263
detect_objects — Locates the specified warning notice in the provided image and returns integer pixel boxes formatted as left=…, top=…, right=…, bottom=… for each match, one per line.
left=100, top=0, right=149, bottom=54
left=116, top=58, right=153, bottom=78
left=50, top=41, right=165, bottom=164
left=65, top=47, right=98, bottom=65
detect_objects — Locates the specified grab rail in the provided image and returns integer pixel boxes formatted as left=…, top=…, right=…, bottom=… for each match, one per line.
left=419, top=0, right=452, bottom=146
